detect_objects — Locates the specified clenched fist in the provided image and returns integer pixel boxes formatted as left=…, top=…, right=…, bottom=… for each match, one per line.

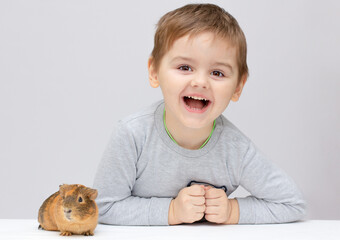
left=168, top=185, right=206, bottom=225
left=204, top=186, right=239, bottom=224
left=168, top=185, right=239, bottom=225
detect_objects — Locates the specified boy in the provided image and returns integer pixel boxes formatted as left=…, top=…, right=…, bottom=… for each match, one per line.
left=93, top=3, right=306, bottom=225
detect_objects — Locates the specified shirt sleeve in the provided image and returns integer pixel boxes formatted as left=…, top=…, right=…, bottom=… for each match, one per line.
left=93, top=121, right=173, bottom=226
left=235, top=140, right=307, bottom=224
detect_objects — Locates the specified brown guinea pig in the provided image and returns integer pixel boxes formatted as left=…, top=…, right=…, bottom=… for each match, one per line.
left=38, top=184, right=98, bottom=236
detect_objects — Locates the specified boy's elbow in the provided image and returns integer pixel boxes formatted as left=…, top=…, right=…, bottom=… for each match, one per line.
left=96, top=200, right=115, bottom=224
left=296, top=200, right=307, bottom=221
left=287, top=198, right=307, bottom=223
left=272, top=196, right=307, bottom=223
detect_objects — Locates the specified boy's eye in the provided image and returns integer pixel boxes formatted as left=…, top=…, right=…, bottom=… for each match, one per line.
left=178, top=65, right=192, bottom=71
left=211, top=71, right=224, bottom=77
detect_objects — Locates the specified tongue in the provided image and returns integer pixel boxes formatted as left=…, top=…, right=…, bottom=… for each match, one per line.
left=185, top=98, right=205, bottom=109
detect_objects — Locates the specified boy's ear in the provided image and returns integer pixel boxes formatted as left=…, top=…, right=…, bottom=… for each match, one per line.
left=231, top=74, right=248, bottom=102
left=148, top=57, right=160, bottom=88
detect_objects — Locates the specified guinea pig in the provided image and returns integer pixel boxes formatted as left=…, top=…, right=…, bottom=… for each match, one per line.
left=38, top=184, right=98, bottom=236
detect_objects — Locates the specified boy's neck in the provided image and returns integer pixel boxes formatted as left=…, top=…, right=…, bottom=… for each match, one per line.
left=164, top=110, right=214, bottom=150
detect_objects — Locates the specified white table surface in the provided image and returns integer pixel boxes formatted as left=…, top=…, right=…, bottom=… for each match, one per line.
left=0, top=219, right=339, bottom=240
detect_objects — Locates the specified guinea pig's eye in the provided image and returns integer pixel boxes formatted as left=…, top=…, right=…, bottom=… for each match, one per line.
left=78, top=197, right=83, bottom=203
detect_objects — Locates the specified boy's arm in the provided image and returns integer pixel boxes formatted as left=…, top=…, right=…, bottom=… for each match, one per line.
left=235, top=141, right=307, bottom=224
left=93, top=122, right=172, bottom=226
left=227, top=199, right=240, bottom=224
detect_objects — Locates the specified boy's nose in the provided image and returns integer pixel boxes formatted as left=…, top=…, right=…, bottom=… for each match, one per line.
left=190, top=73, right=209, bottom=89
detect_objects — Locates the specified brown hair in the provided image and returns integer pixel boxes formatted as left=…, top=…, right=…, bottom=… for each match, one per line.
left=150, top=3, right=248, bottom=82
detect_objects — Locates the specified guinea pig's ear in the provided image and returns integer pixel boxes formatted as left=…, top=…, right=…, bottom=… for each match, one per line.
left=59, top=184, right=70, bottom=198
left=85, top=188, right=98, bottom=200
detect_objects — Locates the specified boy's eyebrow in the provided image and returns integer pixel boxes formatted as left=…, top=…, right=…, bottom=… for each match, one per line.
left=213, top=62, right=233, bottom=72
left=171, top=56, right=233, bottom=72
left=170, top=56, right=197, bottom=64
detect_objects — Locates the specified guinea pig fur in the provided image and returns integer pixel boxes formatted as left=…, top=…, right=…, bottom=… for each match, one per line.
left=38, top=184, right=98, bottom=236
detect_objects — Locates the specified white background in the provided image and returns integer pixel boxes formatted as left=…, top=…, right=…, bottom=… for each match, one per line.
left=0, top=0, right=339, bottom=220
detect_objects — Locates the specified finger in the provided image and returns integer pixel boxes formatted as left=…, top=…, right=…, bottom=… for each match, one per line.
left=205, top=214, right=221, bottom=224
left=205, top=198, right=220, bottom=206
left=194, top=204, right=206, bottom=213
left=195, top=212, right=205, bottom=221
left=192, top=196, right=205, bottom=206
left=205, top=188, right=225, bottom=199
left=205, top=205, right=219, bottom=215
left=188, top=185, right=205, bottom=196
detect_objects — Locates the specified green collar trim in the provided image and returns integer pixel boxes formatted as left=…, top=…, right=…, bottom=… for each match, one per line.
left=163, top=108, right=216, bottom=149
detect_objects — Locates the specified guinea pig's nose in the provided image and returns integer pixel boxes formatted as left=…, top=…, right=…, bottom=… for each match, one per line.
left=64, top=209, right=72, bottom=214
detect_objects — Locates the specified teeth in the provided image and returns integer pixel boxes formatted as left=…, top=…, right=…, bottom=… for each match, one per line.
left=186, top=96, right=208, bottom=101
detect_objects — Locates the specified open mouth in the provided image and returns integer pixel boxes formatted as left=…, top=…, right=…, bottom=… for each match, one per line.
left=64, top=213, right=72, bottom=221
left=183, top=96, right=210, bottom=111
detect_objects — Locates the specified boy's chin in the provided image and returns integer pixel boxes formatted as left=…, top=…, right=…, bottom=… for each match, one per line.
left=181, top=119, right=214, bottom=130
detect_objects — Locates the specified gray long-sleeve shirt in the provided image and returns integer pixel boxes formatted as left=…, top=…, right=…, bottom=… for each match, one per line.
left=93, top=100, right=306, bottom=225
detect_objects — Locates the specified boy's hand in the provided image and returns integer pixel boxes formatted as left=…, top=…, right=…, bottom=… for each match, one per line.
left=204, top=186, right=239, bottom=224
left=168, top=185, right=206, bottom=225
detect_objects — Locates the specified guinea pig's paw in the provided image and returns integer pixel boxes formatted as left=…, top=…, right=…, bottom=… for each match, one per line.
left=60, top=231, right=73, bottom=236
left=83, top=230, right=94, bottom=236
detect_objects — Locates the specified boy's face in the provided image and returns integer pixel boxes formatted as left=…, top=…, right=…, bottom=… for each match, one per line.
left=148, top=31, right=247, bottom=130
